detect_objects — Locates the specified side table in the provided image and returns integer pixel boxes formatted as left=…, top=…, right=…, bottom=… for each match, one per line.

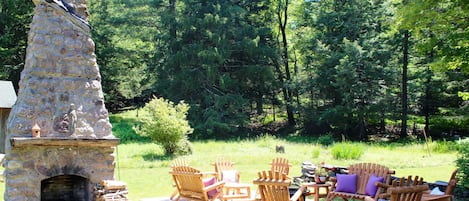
left=223, top=182, right=252, bottom=200
left=304, top=182, right=330, bottom=201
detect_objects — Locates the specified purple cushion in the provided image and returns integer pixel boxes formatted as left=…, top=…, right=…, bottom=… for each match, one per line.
left=203, top=177, right=218, bottom=198
left=365, top=174, right=384, bottom=197
left=335, top=174, right=357, bottom=193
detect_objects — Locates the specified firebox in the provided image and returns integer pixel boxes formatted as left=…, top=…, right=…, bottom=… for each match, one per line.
left=41, top=175, right=91, bottom=201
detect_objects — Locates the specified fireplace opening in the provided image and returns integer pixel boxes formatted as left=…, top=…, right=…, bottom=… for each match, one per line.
left=41, top=175, right=92, bottom=201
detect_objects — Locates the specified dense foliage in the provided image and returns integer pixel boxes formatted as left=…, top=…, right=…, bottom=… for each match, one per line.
left=456, top=142, right=469, bottom=188
left=1, top=0, right=468, bottom=140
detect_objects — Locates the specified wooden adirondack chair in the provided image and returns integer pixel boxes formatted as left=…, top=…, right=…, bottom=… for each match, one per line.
left=387, top=185, right=430, bottom=201
left=170, top=158, right=190, bottom=200
left=253, top=170, right=306, bottom=201
left=213, top=158, right=240, bottom=182
left=270, top=157, right=291, bottom=176
left=213, top=158, right=252, bottom=200
left=376, top=175, right=425, bottom=200
left=327, top=163, right=395, bottom=201
left=170, top=164, right=225, bottom=201
left=421, top=169, right=459, bottom=201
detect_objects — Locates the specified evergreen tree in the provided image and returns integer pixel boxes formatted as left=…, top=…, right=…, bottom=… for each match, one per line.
left=88, top=0, right=158, bottom=110
left=0, top=0, right=33, bottom=88
left=155, top=0, right=279, bottom=138
left=298, top=0, right=394, bottom=139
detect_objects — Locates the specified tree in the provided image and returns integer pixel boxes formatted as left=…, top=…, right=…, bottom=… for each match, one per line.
left=155, top=0, right=279, bottom=138
left=395, top=0, right=469, bottom=98
left=297, top=0, right=393, bottom=139
left=0, top=0, right=33, bottom=88
left=274, top=0, right=295, bottom=126
left=88, top=0, right=158, bottom=110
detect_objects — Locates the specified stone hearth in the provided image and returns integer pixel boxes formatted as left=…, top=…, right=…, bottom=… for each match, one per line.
left=4, top=0, right=119, bottom=200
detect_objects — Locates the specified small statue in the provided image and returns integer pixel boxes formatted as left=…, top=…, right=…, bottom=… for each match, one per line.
left=68, top=103, right=77, bottom=135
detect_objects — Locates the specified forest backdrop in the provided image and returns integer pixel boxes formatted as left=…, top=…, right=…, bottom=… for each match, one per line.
left=1, top=0, right=468, bottom=140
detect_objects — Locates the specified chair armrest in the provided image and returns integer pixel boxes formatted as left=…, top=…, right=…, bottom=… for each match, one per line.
left=376, top=182, right=390, bottom=189
left=201, top=171, right=218, bottom=177
left=388, top=184, right=429, bottom=194
left=290, top=185, right=307, bottom=201
left=204, top=181, right=226, bottom=192
left=329, top=177, right=337, bottom=191
left=375, top=182, right=391, bottom=200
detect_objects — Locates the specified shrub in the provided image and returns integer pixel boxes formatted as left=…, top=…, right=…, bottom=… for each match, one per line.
left=330, top=142, right=365, bottom=160
left=133, top=96, right=193, bottom=155
left=317, top=133, right=334, bottom=146
left=456, top=142, right=469, bottom=188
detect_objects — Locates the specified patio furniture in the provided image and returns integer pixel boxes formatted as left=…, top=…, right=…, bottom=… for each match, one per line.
left=387, top=184, right=429, bottom=201
left=421, top=169, right=458, bottom=201
left=326, top=163, right=395, bottom=201
left=253, top=170, right=307, bottom=201
left=304, top=182, right=330, bottom=201
left=170, top=158, right=190, bottom=200
left=213, top=158, right=252, bottom=200
left=376, top=175, right=425, bottom=200
left=270, top=157, right=291, bottom=176
left=170, top=164, right=225, bottom=201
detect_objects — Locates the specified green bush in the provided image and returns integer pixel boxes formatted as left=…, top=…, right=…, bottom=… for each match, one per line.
left=429, top=116, right=469, bottom=137
left=110, top=115, right=150, bottom=143
left=456, top=142, right=469, bottom=188
left=133, top=96, right=193, bottom=155
left=330, top=142, right=365, bottom=160
left=317, top=133, right=334, bottom=146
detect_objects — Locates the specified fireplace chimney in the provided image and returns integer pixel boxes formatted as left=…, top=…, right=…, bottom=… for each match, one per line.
left=4, top=0, right=119, bottom=200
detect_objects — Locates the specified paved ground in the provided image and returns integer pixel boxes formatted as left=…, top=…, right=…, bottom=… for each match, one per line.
left=140, top=197, right=172, bottom=201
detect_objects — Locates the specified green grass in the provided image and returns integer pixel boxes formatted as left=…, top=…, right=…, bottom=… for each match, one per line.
left=112, top=139, right=456, bottom=200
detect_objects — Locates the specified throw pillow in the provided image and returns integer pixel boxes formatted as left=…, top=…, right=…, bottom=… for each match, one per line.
left=365, top=174, right=385, bottom=197
left=335, top=174, right=357, bottom=193
left=203, top=177, right=218, bottom=198
left=222, top=170, right=239, bottom=183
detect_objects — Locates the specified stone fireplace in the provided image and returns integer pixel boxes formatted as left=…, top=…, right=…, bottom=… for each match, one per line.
left=4, top=0, right=119, bottom=200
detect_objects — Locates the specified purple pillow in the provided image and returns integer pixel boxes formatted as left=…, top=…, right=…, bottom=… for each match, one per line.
left=365, top=174, right=384, bottom=197
left=335, top=174, right=357, bottom=193
left=203, top=177, right=218, bottom=198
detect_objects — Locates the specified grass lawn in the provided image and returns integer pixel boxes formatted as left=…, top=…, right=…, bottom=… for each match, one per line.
left=114, top=137, right=457, bottom=201
left=0, top=137, right=457, bottom=201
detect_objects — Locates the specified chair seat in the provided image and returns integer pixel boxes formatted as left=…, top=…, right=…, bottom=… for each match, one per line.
left=328, top=191, right=373, bottom=200
left=421, top=194, right=452, bottom=201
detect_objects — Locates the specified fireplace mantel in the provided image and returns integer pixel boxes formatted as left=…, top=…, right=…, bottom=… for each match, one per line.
left=10, top=137, right=120, bottom=147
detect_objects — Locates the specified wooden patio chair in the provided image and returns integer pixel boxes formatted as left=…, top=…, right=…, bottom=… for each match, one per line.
left=170, top=158, right=190, bottom=200
left=253, top=170, right=307, bottom=201
left=421, top=169, right=459, bottom=201
left=376, top=175, right=425, bottom=200
left=270, top=157, right=291, bottom=176
left=326, top=163, right=395, bottom=201
left=387, top=184, right=429, bottom=201
left=213, top=158, right=252, bottom=200
left=170, top=164, right=225, bottom=201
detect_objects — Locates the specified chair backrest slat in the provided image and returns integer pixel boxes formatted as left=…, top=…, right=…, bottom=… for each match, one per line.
left=253, top=170, right=293, bottom=201
left=270, top=157, right=291, bottom=176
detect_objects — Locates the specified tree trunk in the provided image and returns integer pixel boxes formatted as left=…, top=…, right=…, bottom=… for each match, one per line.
left=424, top=50, right=434, bottom=136
left=0, top=0, right=6, bottom=34
left=277, top=0, right=295, bottom=126
left=400, top=30, right=409, bottom=138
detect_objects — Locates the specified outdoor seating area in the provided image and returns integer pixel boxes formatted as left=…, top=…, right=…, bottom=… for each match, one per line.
left=168, top=158, right=459, bottom=201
